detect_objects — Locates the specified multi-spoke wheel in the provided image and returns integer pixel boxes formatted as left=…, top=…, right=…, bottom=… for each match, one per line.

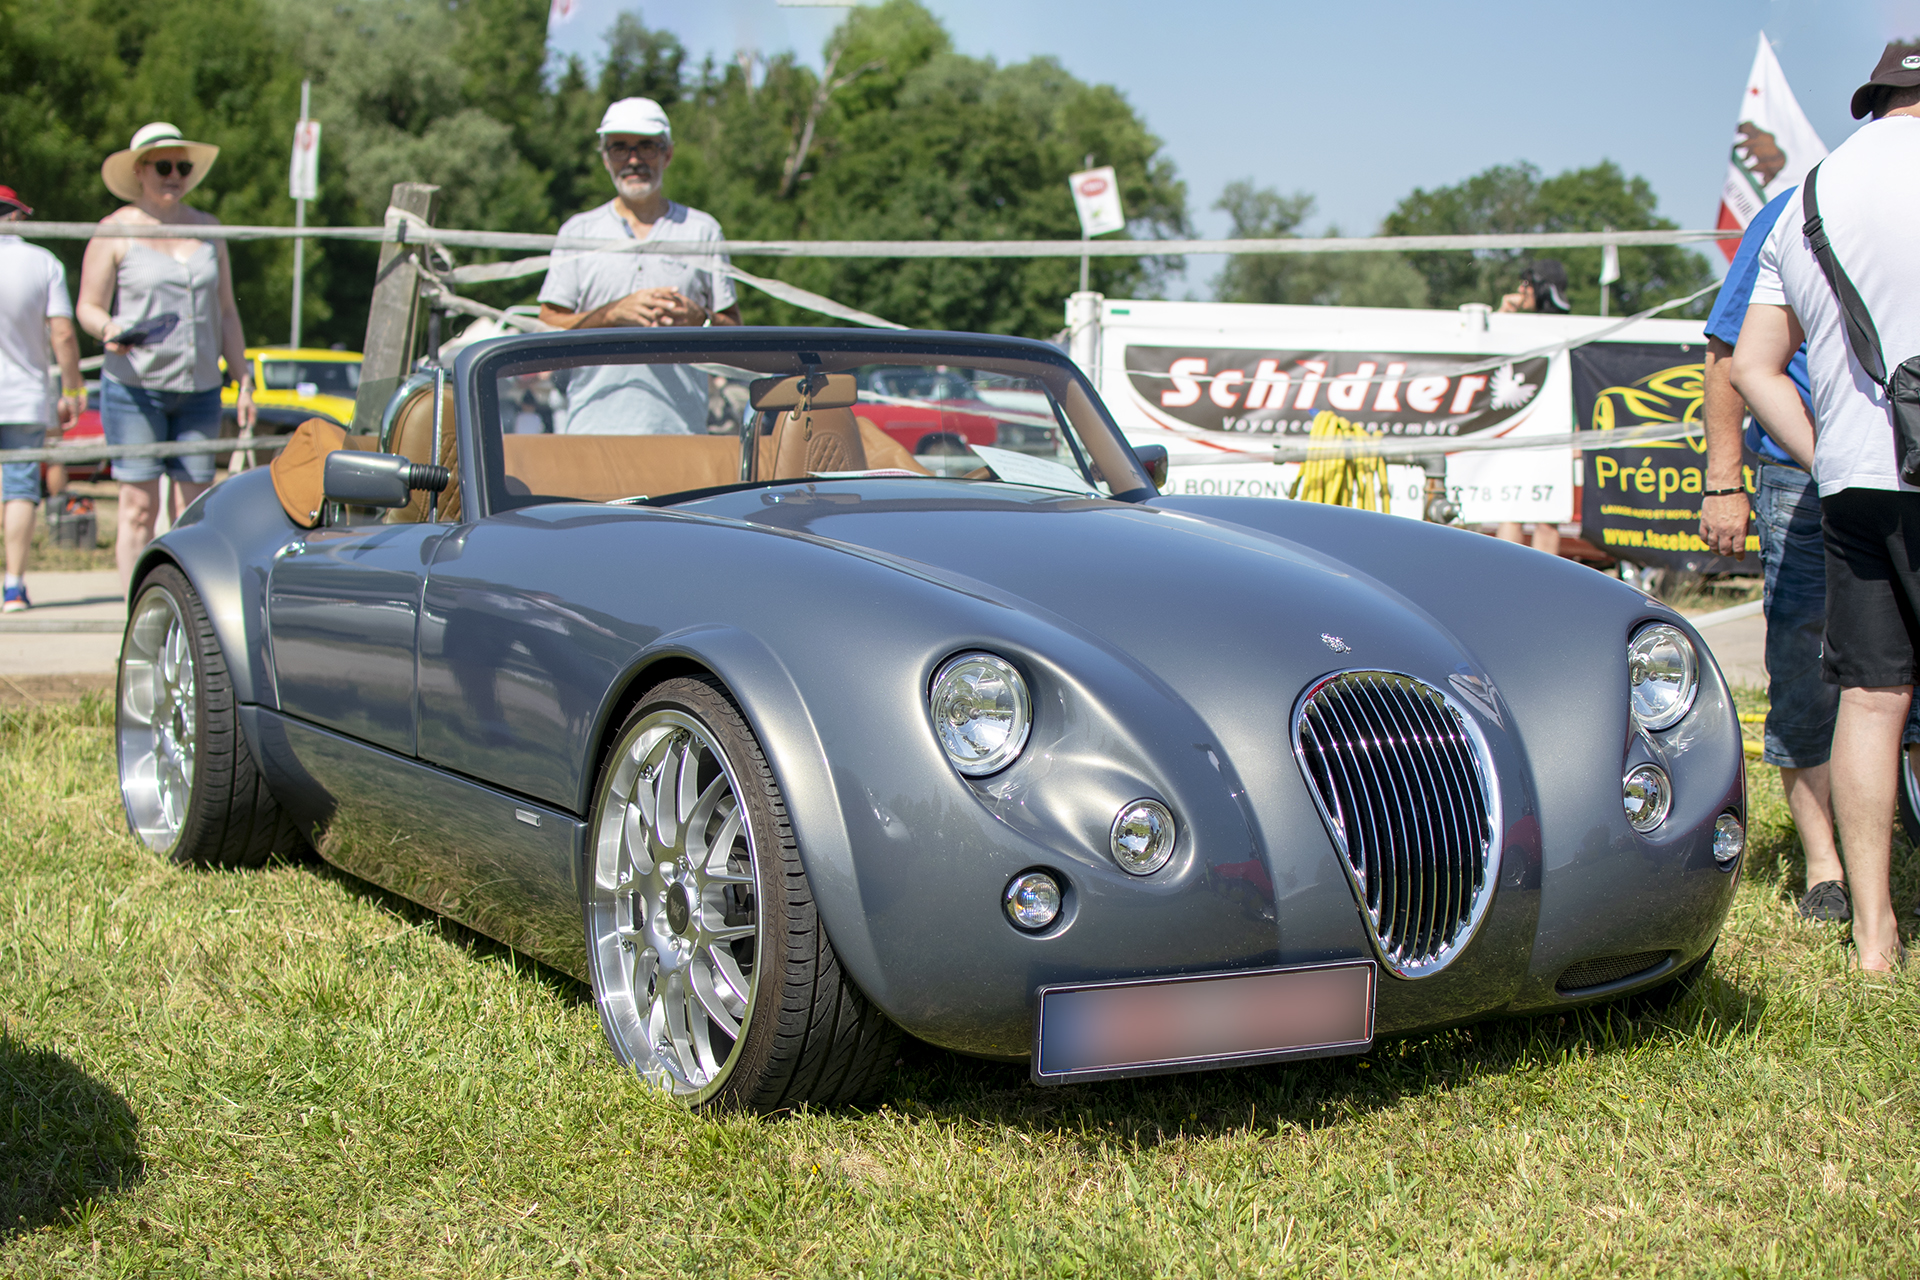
left=585, top=676, right=898, bottom=1110
left=117, top=564, right=302, bottom=868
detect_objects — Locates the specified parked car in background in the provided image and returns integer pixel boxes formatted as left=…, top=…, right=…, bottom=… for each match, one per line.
left=117, top=327, right=1745, bottom=1114
left=220, top=347, right=361, bottom=435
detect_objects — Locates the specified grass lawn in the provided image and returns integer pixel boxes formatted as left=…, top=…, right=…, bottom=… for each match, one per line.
left=2, top=690, right=1916, bottom=1277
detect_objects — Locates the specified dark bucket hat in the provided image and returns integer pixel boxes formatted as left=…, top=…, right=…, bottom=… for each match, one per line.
left=1851, top=41, right=1920, bottom=119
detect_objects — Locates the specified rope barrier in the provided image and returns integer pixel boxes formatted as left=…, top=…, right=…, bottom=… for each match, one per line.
left=14, top=221, right=1742, bottom=257
left=0, top=436, right=290, bottom=466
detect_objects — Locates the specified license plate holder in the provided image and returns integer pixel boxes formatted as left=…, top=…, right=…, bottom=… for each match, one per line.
left=1032, top=960, right=1376, bottom=1085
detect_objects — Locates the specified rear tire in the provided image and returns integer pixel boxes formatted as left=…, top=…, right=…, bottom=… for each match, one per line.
left=117, top=564, right=303, bottom=867
left=583, top=676, right=898, bottom=1110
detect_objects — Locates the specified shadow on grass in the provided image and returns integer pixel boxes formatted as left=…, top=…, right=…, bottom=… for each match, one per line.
left=0, top=1031, right=143, bottom=1240
left=877, top=962, right=1767, bottom=1145
left=292, top=851, right=592, bottom=1009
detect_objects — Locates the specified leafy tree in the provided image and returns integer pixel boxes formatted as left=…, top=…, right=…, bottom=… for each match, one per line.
left=0, top=0, right=305, bottom=344
left=1211, top=181, right=1426, bottom=309
left=662, top=1, right=1188, bottom=335
left=1381, top=160, right=1713, bottom=315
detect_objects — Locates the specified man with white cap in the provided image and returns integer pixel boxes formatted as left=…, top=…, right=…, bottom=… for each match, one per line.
left=538, top=97, right=740, bottom=435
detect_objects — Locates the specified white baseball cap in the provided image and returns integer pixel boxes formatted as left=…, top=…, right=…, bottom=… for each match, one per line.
left=597, top=98, right=672, bottom=142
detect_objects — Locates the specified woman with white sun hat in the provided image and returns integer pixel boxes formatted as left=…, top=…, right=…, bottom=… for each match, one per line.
left=77, top=121, right=256, bottom=585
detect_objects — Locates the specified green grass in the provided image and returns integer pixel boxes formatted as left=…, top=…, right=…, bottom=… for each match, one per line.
left=2, top=691, right=1916, bottom=1277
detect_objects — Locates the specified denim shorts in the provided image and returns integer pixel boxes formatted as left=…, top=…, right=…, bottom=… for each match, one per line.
left=0, top=422, right=46, bottom=504
left=100, top=378, right=220, bottom=484
left=1755, top=464, right=1920, bottom=764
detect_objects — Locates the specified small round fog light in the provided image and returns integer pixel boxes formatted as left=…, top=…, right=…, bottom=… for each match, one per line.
left=1712, top=812, right=1745, bottom=867
left=1110, top=799, right=1177, bottom=875
left=1623, top=764, right=1672, bottom=832
left=1003, top=871, right=1062, bottom=931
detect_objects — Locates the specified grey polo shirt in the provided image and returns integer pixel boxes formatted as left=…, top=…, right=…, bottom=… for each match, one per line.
left=537, top=200, right=738, bottom=435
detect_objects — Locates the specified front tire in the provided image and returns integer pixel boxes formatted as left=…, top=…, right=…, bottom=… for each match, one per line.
left=584, top=676, right=898, bottom=1110
left=117, top=563, right=301, bottom=867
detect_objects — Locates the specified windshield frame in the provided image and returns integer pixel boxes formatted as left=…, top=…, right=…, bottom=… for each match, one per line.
left=455, top=327, right=1152, bottom=518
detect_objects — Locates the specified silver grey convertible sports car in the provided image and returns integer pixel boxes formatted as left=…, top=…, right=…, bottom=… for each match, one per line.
left=115, top=327, right=1746, bottom=1110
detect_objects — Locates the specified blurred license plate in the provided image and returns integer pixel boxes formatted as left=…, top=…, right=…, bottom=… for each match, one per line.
left=1032, top=961, right=1375, bottom=1084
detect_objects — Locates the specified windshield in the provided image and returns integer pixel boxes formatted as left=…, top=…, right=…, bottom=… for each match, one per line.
left=262, top=358, right=361, bottom=396
left=472, top=341, right=1144, bottom=511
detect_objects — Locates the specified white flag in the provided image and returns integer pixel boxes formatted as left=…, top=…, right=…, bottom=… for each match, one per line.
left=549, top=0, right=578, bottom=24
left=1715, top=33, right=1827, bottom=262
left=289, top=119, right=321, bottom=201
left=1069, top=167, right=1125, bottom=238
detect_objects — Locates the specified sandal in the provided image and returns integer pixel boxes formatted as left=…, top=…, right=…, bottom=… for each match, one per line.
left=1798, top=880, right=1852, bottom=922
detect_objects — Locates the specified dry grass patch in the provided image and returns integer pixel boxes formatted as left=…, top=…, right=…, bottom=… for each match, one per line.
left=1, top=690, right=1916, bottom=1277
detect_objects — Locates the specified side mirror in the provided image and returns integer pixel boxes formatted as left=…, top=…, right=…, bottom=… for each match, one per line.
left=1133, top=444, right=1169, bottom=491
left=323, top=451, right=450, bottom=508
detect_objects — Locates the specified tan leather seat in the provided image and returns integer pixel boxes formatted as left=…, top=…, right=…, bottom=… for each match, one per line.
left=383, top=384, right=461, bottom=522
left=268, top=419, right=376, bottom=527
left=768, top=406, right=867, bottom=478
left=502, top=435, right=748, bottom=502
left=487, top=405, right=937, bottom=508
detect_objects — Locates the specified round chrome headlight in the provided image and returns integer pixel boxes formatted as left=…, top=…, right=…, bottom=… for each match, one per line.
left=929, top=652, right=1032, bottom=776
left=1713, top=812, right=1745, bottom=867
left=1623, top=764, right=1672, bottom=832
left=1110, top=799, right=1177, bottom=875
left=1628, top=623, right=1699, bottom=732
left=1004, top=871, right=1062, bottom=930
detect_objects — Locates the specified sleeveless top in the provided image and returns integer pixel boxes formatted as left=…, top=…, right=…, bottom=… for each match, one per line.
left=102, top=242, right=222, bottom=394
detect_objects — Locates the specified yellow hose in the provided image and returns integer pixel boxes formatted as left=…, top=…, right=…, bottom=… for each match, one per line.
left=1289, top=410, right=1388, bottom=511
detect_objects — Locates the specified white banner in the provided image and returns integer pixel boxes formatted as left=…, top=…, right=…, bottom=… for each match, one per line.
left=1084, top=298, right=1707, bottom=525
left=1715, top=33, right=1826, bottom=261
left=289, top=119, right=321, bottom=202
left=1069, top=167, right=1125, bottom=239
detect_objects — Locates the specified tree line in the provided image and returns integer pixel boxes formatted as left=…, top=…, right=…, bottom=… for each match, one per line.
left=0, top=0, right=1709, bottom=352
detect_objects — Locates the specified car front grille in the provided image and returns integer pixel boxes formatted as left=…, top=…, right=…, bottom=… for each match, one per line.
left=1292, top=671, right=1499, bottom=978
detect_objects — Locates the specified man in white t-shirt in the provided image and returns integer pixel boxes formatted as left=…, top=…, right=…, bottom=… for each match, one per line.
left=537, top=98, right=741, bottom=435
left=1733, top=41, right=1920, bottom=972
left=0, top=187, right=85, bottom=611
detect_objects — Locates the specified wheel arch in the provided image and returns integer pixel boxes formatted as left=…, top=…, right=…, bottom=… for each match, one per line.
left=577, top=625, right=890, bottom=1005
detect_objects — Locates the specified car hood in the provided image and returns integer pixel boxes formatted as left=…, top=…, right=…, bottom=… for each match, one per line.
left=682, top=480, right=1486, bottom=707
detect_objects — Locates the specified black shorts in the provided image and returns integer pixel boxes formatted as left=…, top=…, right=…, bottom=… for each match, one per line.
left=1821, top=487, right=1920, bottom=687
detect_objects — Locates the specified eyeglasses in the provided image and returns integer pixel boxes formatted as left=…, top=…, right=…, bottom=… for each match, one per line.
left=602, top=140, right=667, bottom=161
left=147, top=160, right=194, bottom=178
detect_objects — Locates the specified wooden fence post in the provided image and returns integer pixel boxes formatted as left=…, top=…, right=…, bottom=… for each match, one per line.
left=350, top=182, right=440, bottom=432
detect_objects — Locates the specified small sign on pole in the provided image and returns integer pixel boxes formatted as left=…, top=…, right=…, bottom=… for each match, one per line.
left=289, top=118, right=321, bottom=202
left=1069, top=166, right=1125, bottom=238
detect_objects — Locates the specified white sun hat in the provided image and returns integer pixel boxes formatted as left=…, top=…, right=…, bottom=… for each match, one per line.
left=597, top=98, right=672, bottom=142
left=101, top=122, right=220, bottom=203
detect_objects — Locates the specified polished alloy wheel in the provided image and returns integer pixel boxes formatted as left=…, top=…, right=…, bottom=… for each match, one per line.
left=588, top=709, right=760, bottom=1099
left=119, top=585, right=198, bottom=853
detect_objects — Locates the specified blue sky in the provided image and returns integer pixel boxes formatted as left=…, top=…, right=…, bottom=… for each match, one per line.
left=550, top=0, right=1920, bottom=295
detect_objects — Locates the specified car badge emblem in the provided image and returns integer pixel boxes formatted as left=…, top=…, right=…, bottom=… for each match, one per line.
left=1321, top=633, right=1351, bottom=654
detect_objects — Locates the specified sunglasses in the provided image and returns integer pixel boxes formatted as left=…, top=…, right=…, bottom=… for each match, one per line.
left=602, top=140, right=667, bottom=161
left=147, top=160, right=194, bottom=178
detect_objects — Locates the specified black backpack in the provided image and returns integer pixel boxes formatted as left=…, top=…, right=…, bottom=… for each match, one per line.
left=1803, top=163, right=1920, bottom=485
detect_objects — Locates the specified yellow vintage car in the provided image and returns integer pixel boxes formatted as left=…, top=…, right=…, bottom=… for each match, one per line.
left=220, top=347, right=361, bottom=433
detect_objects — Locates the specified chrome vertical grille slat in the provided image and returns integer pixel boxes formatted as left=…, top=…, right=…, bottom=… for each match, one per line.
left=1291, top=671, right=1500, bottom=978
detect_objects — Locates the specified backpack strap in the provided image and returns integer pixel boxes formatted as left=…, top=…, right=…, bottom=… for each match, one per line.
left=1803, top=163, right=1889, bottom=389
